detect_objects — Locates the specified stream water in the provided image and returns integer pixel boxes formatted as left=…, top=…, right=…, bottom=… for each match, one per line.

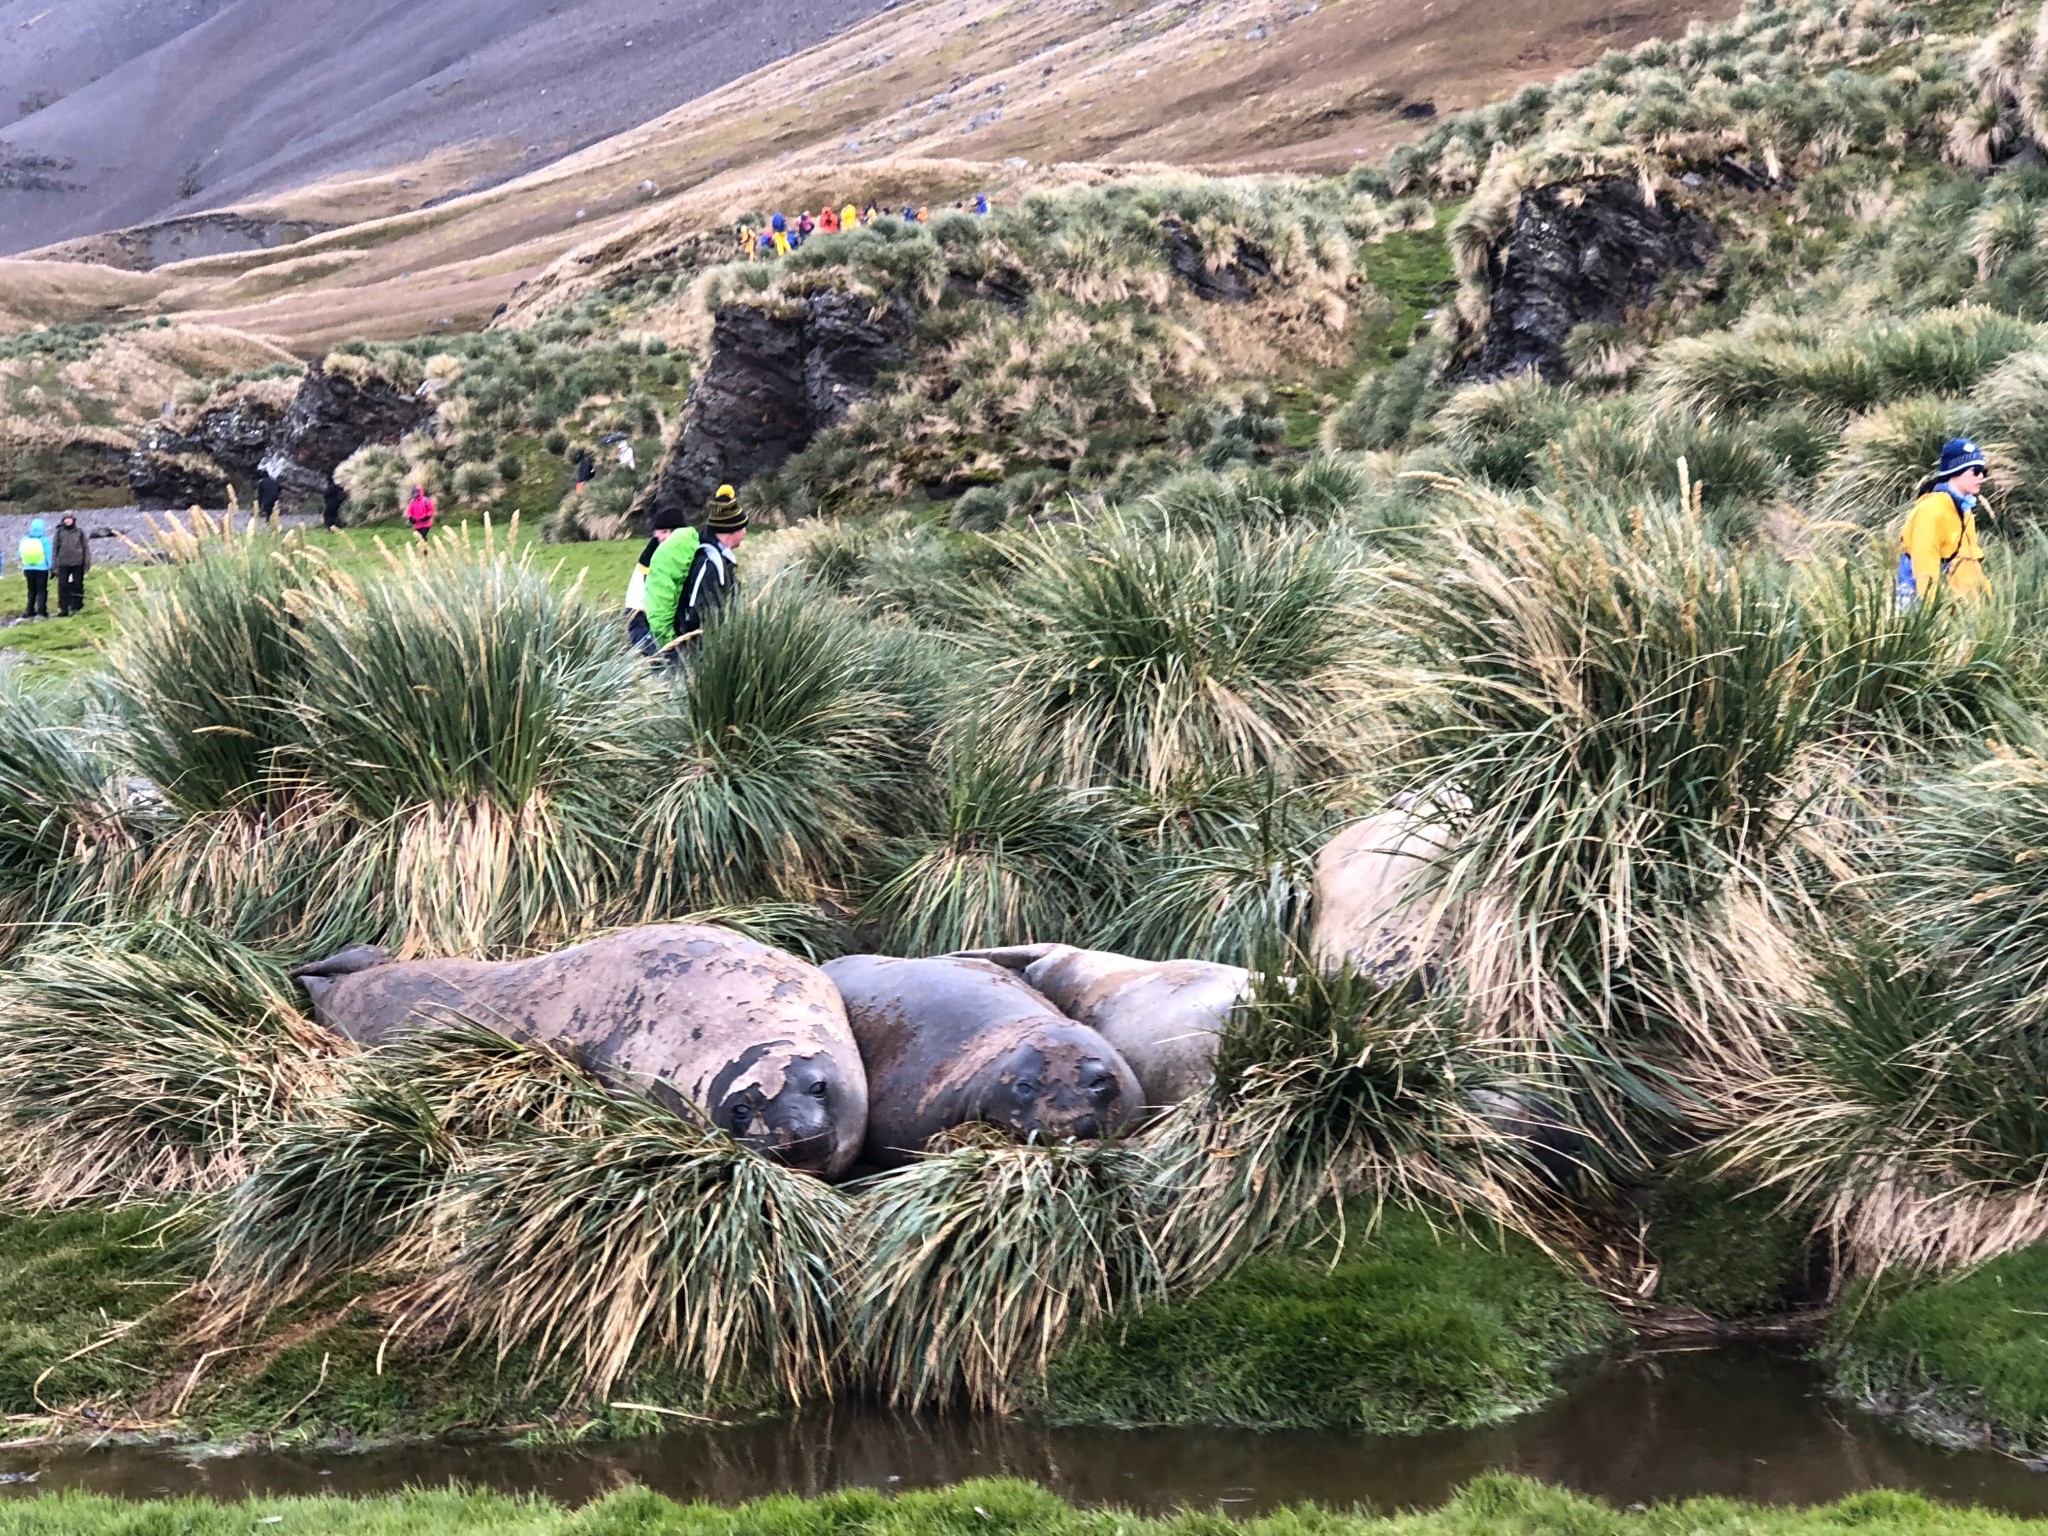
left=1, top=1348, right=2040, bottom=1515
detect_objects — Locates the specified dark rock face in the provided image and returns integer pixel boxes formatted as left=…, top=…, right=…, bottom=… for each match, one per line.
left=1464, top=178, right=1716, bottom=384
left=638, top=288, right=913, bottom=524
left=271, top=363, right=436, bottom=497
left=125, top=362, right=432, bottom=508
left=126, top=451, right=231, bottom=511
left=1163, top=223, right=1273, bottom=302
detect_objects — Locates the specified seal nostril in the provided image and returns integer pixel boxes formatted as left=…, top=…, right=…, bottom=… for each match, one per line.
left=1070, top=1115, right=1100, bottom=1140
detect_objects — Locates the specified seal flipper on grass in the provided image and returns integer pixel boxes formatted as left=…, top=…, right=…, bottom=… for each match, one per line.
left=290, top=943, right=396, bottom=1012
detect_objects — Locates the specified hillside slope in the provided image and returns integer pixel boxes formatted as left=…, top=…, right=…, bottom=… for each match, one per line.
left=0, top=0, right=1731, bottom=350
left=0, top=0, right=886, bottom=257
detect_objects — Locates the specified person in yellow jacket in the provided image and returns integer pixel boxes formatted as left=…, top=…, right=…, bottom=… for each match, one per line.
left=841, top=202, right=859, bottom=232
left=1899, top=438, right=1991, bottom=606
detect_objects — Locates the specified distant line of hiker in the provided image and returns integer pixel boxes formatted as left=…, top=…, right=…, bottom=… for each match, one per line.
left=738, top=193, right=990, bottom=258
left=8, top=515, right=91, bottom=620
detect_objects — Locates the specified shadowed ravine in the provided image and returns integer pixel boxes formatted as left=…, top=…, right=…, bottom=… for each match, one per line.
left=4, top=1351, right=2044, bottom=1515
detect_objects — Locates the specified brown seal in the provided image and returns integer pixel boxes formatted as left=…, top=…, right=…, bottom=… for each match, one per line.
left=820, top=954, right=1143, bottom=1168
left=293, top=924, right=868, bottom=1178
left=953, top=943, right=1248, bottom=1113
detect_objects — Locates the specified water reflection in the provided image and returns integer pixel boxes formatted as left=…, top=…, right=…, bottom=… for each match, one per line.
left=2, top=1349, right=2040, bottom=1515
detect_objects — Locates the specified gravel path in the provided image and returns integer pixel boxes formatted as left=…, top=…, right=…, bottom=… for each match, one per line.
left=0, top=508, right=319, bottom=568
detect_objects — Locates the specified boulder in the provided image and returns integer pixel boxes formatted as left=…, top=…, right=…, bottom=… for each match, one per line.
left=1463, top=178, right=1716, bottom=384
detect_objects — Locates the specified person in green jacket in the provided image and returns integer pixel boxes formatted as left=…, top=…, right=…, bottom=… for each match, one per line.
left=645, top=485, right=746, bottom=654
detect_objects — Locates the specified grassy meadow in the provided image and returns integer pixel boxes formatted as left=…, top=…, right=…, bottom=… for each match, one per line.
left=7, top=1476, right=2048, bottom=1536
left=10, top=0, right=2048, bottom=1470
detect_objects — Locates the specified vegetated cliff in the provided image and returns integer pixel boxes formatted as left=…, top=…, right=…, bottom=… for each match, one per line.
left=1461, top=179, right=1716, bottom=384
left=635, top=290, right=915, bottom=525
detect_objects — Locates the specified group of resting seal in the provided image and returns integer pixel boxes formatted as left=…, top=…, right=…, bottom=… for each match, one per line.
left=291, top=811, right=1451, bottom=1180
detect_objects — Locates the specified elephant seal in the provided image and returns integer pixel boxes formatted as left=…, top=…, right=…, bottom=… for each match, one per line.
left=1309, top=804, right=1451, bottom=979
left=953, top=943, right=1249, bottom=1113
left=293, top=925, right=868, bottom=1178
left=821, top=954, right=1143, bottom=1168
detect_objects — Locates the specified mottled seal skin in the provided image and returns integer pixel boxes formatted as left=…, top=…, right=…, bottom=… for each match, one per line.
left=820, top=954, right=1143, bottom=1169
left=954, top=943, right=1249, bottom=1114
left=293, top=925, right=868, bottom=1179
left=1309, top=806, right=1450, bottom=979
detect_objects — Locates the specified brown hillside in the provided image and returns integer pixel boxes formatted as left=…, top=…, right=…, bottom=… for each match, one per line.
left=0, top=0, right=1735, bottom=353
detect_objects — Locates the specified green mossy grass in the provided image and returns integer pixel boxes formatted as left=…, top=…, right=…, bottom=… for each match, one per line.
left=0, top=1472, right=2030, bottom=1536
left=1645, top=1165, right=1816, bottom=1319
left=1826, top=1245, right=2048, bottom=1456
left=0, top=526, right=646, bottom=670
left=1040, top=1207, right=1615, bottom=1431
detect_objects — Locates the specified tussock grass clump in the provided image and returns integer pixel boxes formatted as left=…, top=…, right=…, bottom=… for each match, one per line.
left=1162, top=954, right=1536, bottom=1287
left=413, top=1101, right=852, bottom=1402
left=1378, top=492, right=1827, bottom=1146
left=633, top=584, right=922, bottom=911
left=1650, top=310, right=2042, bottom=426
left=284, top=542, right=645, bottom=954
left=1109, top=778, right=1332, bottom=966
left=849, top=1129, right=1173, bottom=1412
left=0, top=923, right=339, bottom=1208
left=0, top=675, right=142, bottom=942
left=204, top=1025, right=607, bottom=1329
left=860, top=738, right=1127, bottom=955
left=105, top=529, right=307, bottom=815
left=963, top=514, right=1377, bottom=794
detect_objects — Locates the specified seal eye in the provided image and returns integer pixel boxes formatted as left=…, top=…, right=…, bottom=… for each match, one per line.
left=1087, top=1072, right=1117, bottom=1097
left=804, top=1081, right=829, bottom=1099
left=730, top=1102, right=753, bottom=1130
left=1014, top=1079, right=1041, bottom=1099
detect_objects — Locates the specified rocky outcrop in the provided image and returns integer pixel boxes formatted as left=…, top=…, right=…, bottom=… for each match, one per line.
left=636, top=289, right=914, bottom=525
left=1463, top=178, right=1716, bottom=384
left=126, top=362, right=433, bottom=508
left=270, top=362, right=436, bottom=497
left=126, top=452, right=232, bottom=511
left=1163, top=221, right=1273, bottom=302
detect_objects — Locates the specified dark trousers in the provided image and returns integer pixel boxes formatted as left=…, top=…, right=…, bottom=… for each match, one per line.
left=22, top=570, right=47, bottom=618
left=55, top=566, right=84, bottom=616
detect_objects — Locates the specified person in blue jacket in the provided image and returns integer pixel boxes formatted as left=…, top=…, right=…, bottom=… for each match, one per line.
left=18, top=517, right=50, bottom=619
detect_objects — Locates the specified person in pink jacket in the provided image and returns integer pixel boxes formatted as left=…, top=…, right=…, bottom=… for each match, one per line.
left=406, top=485, right=436, bottom=542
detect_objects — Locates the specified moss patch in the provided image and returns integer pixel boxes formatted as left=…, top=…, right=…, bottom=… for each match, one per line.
left=1040, top=1209, right=1616, bottom=1431
left=1645, top=1165, right=1816, bottom=1319
left=1826, top=1245, right=2048, bottom=1456
left=0, top=1472, right=2034, bottom=1536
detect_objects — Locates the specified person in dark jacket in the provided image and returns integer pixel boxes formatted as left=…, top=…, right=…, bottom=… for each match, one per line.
left=256, top=469, right=281, bottom=519
left=676, top=496, right=745, bottom=643
left=574, top=448, right=597, bottom=490
left=52, top=514, right=90, bottom=617
left=322, top=479, right=346, bottom=530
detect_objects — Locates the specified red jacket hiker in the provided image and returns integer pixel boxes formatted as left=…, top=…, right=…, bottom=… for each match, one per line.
left=406, top=487, right=436, bottom=540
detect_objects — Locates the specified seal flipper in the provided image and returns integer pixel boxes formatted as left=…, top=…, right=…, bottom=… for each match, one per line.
left=291, top=944, right=396, bottom=1013
left=947, top=942, right=1065, bottom=973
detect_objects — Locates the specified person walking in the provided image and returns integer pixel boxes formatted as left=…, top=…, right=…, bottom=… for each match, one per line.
left=18, top=518, right=49, bottom=619
left=842, top=201, right=860, bottom=230
left=644, top=486, right=745, bottom=655
left=819, top=205, right=841, bottom=235
left=1899, top=438, right=1991, bottom=606
left=574, top=447, right=597, bottom=490
left=406, top=485, right=437, bottom=543
left=51, top=514, right=90, bottom=617
left=322, top=478, right=346, bottom=530
left=256, top=468, right=281, bottom=520
left=625, top=511, right=693, bottom=655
